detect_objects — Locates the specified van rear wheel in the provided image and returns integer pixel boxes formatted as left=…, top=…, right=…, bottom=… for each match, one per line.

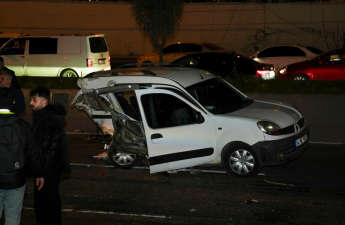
left=108, top=143, right=140, bottom=168
left=61, top=69, right=78, bottom=78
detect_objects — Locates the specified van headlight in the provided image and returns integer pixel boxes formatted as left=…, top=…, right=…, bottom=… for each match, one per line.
left=257, top=121, right=282, bottom=135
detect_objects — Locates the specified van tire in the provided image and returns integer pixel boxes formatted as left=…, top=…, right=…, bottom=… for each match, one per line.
left=108, top=143, right=140, bottom=168
left=60, top=69, right=78, bottom=78
left=222, top=142, right=261, bottom=178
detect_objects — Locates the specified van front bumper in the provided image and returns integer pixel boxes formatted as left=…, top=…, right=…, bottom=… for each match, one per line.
left=252, top=126, right=310, bottom=166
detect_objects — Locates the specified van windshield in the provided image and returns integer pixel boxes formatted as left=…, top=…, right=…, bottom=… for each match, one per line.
left=186, top=78, right=252, bottom=114
left=0, top=38, right=11, bottom=48
left=89, top=37, right=108, bottom=53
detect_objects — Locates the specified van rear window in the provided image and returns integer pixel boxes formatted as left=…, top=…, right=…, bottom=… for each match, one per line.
left=89, top=37, right=108, bottom=53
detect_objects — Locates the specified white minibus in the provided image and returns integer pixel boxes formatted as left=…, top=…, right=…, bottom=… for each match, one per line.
left=0, top=34, right=110, bottom=77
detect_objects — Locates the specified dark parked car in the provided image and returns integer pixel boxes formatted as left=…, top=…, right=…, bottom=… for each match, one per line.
left=171, top=52, right=275, bottom=79
left=137, top=42, right=225, bottom=65
left=278, top=48, right=345, bottom=80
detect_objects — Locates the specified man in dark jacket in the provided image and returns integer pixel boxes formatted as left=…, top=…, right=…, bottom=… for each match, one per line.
left=0, top=57, right=21, bottom=89
left=29, top=87, right=71, bottom=225
left=0, top=87, right=44, bottom=225
left=0, top=71, right=26, bottom=116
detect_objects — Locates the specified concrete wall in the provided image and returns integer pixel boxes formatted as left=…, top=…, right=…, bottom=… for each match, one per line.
left=21, top=89, right=345, bottom=143
left=1, top=1, right=345, bottom=56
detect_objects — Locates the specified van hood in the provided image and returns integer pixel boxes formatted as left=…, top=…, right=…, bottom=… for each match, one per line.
left=226, top=100, right=301, bottom=128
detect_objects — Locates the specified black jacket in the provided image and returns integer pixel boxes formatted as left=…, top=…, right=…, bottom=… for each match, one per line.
left=13, top=87, right=26, bottom=116
left=0, top=114, right=43, bottom=189
left=32, top=103, right=71, bottom=177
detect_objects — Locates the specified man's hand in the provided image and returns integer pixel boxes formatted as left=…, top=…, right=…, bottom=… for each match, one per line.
left=36, top=177, right=44, bottom=191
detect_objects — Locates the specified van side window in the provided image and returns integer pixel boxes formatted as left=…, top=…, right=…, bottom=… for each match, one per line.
left=141, top=94, right=196, bottom=129
left=29, top=38, right=57, bottom=54
left=89, top=37, right=108, bottom=53
left=1, top=39, right=26, bottom=55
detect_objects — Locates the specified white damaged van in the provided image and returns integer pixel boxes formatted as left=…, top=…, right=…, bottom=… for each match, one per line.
left=72, top=67, right=309, bottom=177
left=0, top=34, right=110, bottom=77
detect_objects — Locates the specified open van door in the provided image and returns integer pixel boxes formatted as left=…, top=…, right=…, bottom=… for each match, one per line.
left=134, top=89, right=217, bottom=173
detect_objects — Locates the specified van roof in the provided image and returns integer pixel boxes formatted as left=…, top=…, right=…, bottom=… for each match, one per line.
left=82, top=67, right=216, bottom=88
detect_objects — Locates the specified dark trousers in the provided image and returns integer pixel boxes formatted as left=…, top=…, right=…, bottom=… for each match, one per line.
left=34, top=175, right=62, bottom=225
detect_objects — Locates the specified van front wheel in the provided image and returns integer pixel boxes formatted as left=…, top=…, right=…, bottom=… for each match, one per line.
left=222, top=142, right=261, bottom=178
left=60, top=69, right=78, bottom=78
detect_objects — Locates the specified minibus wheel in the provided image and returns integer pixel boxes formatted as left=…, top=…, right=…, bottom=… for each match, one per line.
left=61, top=69, right=78, bottom=78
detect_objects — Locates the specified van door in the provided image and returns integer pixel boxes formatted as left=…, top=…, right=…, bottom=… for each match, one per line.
left=0, top=38, right=28, bottom=76
left=135, top=89, right=217, bottom=173
left=27, top=38, right=59, bottom=77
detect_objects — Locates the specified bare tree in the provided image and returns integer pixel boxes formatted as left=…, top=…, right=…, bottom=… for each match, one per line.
left=131, top=0, right=184, bottom=63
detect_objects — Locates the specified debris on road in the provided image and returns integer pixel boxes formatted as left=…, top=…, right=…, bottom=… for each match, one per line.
left=264, top=179, right=294, bottom=188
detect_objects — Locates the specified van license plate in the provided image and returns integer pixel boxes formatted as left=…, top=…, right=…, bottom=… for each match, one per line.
left=295, top=134, right=308, bottom=147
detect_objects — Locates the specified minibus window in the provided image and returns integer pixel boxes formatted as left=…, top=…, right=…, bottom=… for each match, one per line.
left=89, top=37, right=108, bottom=53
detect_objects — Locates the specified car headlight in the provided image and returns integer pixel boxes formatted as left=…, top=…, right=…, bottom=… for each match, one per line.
left=257, top=121, right=282, bottom=135
left=279, top=66, right=287, bottom=74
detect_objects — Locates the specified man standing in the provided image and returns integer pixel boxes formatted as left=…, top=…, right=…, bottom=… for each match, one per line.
left=0, top=87, right=44, bottom=225
left=0, top=57, right=21, bottom=89
left=0, top=71, right=26, bottom=116
left=29, top=87, right=70, bottom=225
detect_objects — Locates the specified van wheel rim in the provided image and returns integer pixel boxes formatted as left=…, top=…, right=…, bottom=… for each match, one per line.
left=113, top=153, right=136, bottom=166
left=229, top=150, right=254, bottom=174
left=62, top=71, right=77, bottom=77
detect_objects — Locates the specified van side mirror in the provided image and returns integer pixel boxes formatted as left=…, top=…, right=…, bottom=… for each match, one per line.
left=195, top=111, right=204, bottom=124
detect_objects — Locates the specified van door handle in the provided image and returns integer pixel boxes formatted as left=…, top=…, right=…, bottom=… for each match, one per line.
left=151, top=133, right=163, bottom=144
left=151, top=133, right=163, bottom=139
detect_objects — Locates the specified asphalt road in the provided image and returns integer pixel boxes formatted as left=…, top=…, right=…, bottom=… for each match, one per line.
left=2, top=134, right=345, bottom=225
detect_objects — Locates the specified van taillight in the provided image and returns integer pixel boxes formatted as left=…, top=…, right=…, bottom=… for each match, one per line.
left=87, top=58, right=93, bottom=67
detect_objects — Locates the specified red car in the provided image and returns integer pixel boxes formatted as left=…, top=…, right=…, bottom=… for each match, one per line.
left=278, top=48, right=345, bottom=80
